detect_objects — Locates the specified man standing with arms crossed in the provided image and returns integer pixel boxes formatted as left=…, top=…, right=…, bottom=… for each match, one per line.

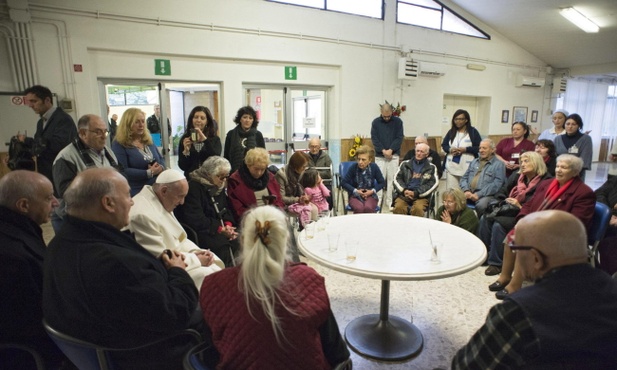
left=371, top=102, right=404, bottom=210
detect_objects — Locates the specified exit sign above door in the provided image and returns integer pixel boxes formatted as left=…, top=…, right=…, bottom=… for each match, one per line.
left=155, top=59, right=171, bottom=76
left=285, top=66, right=297, bottom=80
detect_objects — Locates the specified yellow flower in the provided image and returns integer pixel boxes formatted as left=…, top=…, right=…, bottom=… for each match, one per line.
left=349, top=148, right=356, bottom=158
left=354, top=136, right=361, bottom=144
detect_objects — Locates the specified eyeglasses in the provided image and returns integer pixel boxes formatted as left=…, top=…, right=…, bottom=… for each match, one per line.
left=88, top=129, right=109, bottom=136
left=217, top=174, right=229, bottom=180
left=309, top=145, right=321, bottom=149
left=509, top=244, right=547, bottom=259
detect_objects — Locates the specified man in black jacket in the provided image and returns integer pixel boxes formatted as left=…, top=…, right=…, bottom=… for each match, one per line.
left=43, top=168, right=202, bottom=370
left=25, top=85, right=77, bottom=185
left=0, top=170, right=64, bottom=370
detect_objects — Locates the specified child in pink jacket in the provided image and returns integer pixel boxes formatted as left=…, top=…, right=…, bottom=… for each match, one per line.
left=301, top=169, right=330, bottom=213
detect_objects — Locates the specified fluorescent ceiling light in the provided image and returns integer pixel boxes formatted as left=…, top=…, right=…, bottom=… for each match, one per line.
left=560, top=7, right=599, bottom=33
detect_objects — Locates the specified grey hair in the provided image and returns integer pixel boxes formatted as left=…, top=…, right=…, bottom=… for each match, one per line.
left=192, top=156, right=231, bottom=181
left=238, top=205, right=291, bottom=344
left=556, top=154, right=584, bottom=175
left=441, top=188, right=466, bottom=213
left=481, top=138, right=495, bottom=149
left=64, top=168, right=117, bottom=214
left=77, top=114, right=94, bottom=131
left=0, top=170, right=42, bottom=208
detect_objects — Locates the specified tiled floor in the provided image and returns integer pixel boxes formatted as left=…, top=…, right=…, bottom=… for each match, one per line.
left=40, top=161, right=612, bottom=369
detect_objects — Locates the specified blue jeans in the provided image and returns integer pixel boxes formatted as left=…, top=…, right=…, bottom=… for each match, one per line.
left=478, top=215, right=507, bottom=266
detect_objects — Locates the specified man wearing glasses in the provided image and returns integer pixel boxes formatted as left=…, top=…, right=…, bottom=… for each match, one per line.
left=452, top=210, right=617, bottom=369
left=52, top=114, right=122, bottom=232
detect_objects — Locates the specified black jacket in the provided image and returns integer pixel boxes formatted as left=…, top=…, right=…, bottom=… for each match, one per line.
left=33, top=107, right=77, bottom=183
left=43, top=216, right=199, bottom=370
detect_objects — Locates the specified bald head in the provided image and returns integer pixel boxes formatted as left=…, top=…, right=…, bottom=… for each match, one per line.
left=515, top=210, right=588, bottom=280
left=0, top=170, right=58, bottom=225
left=65, top=168, right=132, bottom=229
left=414, top=136, right=428, bottom=145
left=308, top=137, right=321, bottom=154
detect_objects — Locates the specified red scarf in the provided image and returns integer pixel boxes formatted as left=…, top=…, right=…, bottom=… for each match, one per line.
left=538, top=177, right=575, bottom=210
left=510, top=174, right=543, bottom=203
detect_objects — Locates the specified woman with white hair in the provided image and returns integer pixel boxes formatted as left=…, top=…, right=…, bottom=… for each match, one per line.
left=174, top=156, right=239, bottom=267
left=200, top=206, right=351, bottom=369
left=491, top=154, right=595, bottom=300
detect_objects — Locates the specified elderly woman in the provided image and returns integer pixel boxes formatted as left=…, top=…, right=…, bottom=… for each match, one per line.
left=554, top=113, right=593, bottom=181
left=174, top=156, right=239, bottom=267
left=112, top=108, right=165, bottom=196
left=341, top=145, right=385, bottom=213
left=177, top=106, right=222, bottom=178
left=480, top=152, right=550, bottom=277
left=200, top=206, right=350, bottom=369
left=224, top=106, right=266, bottom=174
left=276, top=151, right=317, bottom=225
left=227, top=147, right=284, bottom=222
left=434, top=188, right=478, bottom=234
left=495, top=121, right=536, bottom=178
left=441, top=109, right=482, bottom=190
left=491, top=154, right=595, bottom=299
left=537, top=109, right=568, bottom=141
left=535, top=139, right=556, bottom=176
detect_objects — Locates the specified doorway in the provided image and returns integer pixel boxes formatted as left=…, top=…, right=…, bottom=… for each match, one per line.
left=244, top=85, right=328, bottom=166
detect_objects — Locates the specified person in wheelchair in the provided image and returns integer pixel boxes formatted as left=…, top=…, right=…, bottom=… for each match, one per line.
left=392, top=143, right=438, bottom=216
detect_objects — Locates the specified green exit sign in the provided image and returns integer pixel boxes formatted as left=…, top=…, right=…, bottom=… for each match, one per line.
left=155, top=59, right=171, bottom=76
left=285, top=66, right=297, bottom=80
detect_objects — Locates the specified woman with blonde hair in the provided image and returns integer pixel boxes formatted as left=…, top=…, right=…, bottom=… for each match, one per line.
left=480, top=151, right=550, bottom=278
left=112, top=108, right=164, bottom=195
left=200, top=206, right=351, bottom=369
left=341, top=145, right=385, bottom=213
left=435, top=188, right=478, bottom=234
left=227, top=147, right=284, bottom=221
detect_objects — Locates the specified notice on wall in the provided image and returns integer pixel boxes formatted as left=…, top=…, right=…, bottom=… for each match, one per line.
left=303, top=117, right=316, bottom=128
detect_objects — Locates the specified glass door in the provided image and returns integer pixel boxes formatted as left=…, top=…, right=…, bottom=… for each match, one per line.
left=244, top=85, right=328, bottom=167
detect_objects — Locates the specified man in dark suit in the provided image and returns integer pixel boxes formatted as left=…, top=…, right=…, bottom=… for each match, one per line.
left=25, top=85, right=77, bottom=186
left=0, top=170, right=65, bottom=370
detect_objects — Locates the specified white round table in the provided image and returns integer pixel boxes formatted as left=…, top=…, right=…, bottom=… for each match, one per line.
left=297, top=213, right=486, bottom=361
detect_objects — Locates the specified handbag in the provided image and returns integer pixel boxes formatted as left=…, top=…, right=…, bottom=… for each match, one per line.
left=484, top=200, right=520, bottom=221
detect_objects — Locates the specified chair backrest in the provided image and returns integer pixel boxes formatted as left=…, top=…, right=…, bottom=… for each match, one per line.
left=338, top=161, right=355, bottom=184
left=183, top=342, right=217, bottom=370
left=180, top=222, right=199, bottom=244
left=0, top=343, right=45, bottom=370
left=43, top=320, right=111, bottom=370
left=590, top=202, right=611, bottom=245
left=589, top=202, right=612, bottom=267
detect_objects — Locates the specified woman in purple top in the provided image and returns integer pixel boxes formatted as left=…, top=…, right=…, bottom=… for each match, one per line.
left=495, top=121, right=536, bottom=177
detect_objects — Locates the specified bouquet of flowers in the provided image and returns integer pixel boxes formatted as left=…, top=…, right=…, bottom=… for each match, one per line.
left=381, top=100, right=407, bottom=117
left=348, top=135, right=362, bottom=159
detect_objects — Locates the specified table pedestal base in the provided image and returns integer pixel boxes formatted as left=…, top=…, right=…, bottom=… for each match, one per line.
left=345, top=314, right=423, bottom=361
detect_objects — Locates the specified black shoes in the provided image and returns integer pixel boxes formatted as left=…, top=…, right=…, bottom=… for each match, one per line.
left=485, top=265, right=502, bottom=276
left=495, top=289, right=509, bottom=300
left=488, top=281, right=509, bottom=292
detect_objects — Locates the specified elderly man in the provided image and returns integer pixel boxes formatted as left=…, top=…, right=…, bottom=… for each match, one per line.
left=129, top=169, right=224, bottom=289
left=392, top=143, right=438, bottom=216
left=0, top=171, right=65, bottom=370
left=452, top=210, right=617, bottom=369
left=371, top=103, right=404, bottom=210
left=43, top=168, right=202, bottom=370
left=52, top=114, right=121, bottom=232
left=24, top=85, right=77, bottom=184
left=307, top=137, right=333, bottom=209
left=403, top=136, right=443, bottom=178
left=459, top=139, right=506, bottom=217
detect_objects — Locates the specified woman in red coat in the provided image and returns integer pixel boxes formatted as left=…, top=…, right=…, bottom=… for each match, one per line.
left=200, top=206, right=351, bottom=369
left=227, top=147, right=284, bottom=222
left=490, top=154, right=595, bottom=300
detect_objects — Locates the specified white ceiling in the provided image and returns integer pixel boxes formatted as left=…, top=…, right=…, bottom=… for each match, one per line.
left=448, top=0, right=617, bottom=79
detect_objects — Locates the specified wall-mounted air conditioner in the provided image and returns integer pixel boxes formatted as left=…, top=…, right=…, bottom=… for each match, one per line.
left=398, top=57, right=419, bottom=80
left=515, top=74, right=545, bottom=88
left=552, top=77, right=567, bottom=94
left=419, top=62, right=446, bottom=77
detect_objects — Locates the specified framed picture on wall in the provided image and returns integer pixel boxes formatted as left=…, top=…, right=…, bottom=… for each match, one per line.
left=513, top=106, right=528, bottom=123
left=501, top=110, right=509, bottom=123
left=531, top=110, right=538, bottom=123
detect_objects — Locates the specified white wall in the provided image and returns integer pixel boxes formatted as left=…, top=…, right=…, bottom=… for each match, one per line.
left=0, top=0, right=550, bottom=148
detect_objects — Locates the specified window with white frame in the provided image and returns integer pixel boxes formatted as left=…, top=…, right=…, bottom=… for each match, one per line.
left=267, top=0, right=383, bottom=19
left=397, top=0, right=489, bottom=39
